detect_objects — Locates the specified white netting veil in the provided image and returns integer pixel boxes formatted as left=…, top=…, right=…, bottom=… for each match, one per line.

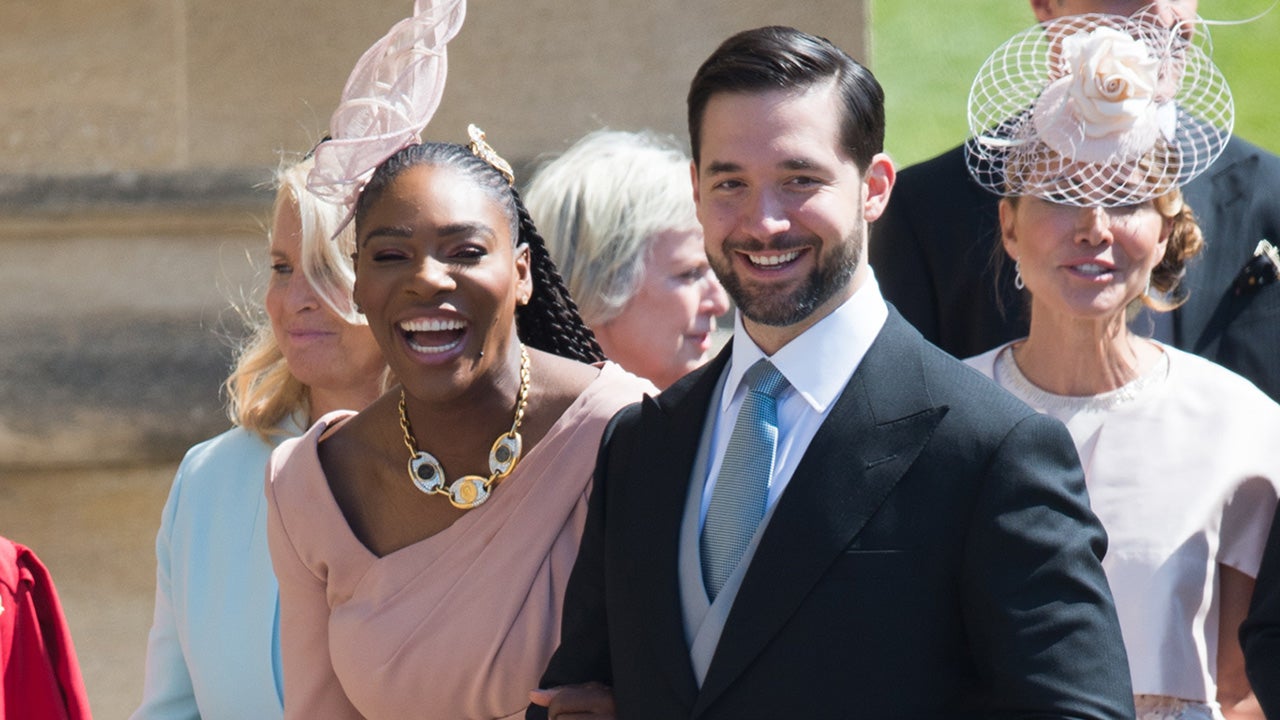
left=965, top=12, right=1232, bottom=207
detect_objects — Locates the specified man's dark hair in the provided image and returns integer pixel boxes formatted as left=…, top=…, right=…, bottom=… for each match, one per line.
left=687, top=26, right=885, bottom=170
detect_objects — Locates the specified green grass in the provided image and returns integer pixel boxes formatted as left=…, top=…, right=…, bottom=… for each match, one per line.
left=870, top=1, right=1280, bottom=169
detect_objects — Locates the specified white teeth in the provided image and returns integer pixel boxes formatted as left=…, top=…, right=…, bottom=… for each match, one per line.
left=399, top=318, right=467, bottom=332
left=400, top=317, right=467, bottom=355
left=748, top=250, right=801, bottom=267
left=406, top=335, right=465, bottom=355
left=1076, top=263, right=1108, bottom=275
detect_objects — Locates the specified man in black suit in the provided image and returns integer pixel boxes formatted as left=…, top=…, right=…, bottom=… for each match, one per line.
left=529, top=26, right=1133, bottom=719
left=872, top=0, right=1280, bottom=401
left=1242, top=503, right=1280, bottom=717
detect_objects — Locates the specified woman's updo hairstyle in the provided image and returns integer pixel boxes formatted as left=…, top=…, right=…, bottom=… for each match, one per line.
left=354, top=141, right=606, bottom=364
left=1145, top=188, right=1204, bottom=311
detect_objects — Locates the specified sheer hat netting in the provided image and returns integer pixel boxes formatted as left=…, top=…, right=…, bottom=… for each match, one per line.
left=306, top=0, right=466, bottom=227
left=965, top=9, right=1232, bottom=208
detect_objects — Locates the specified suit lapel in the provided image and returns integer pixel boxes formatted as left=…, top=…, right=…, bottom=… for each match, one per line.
left=1177, top=140, right=1257, bottom=350
left=693, top=312, right=947, bottom=716
left=625, top=347, right=731, bottom=709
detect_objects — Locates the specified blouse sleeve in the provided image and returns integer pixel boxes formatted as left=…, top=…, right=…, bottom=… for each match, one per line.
left=1219, top=474, right=1280, bottom=578
left=131, top=462, right=198, bottom=720
left=264, top=449, right=363, bottom=720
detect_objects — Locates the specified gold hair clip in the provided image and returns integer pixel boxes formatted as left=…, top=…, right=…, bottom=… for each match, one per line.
left=467, top=124, right=515, bottom=185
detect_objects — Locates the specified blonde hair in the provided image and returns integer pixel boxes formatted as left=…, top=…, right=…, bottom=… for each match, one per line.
left=225, top=154, right=363, bottom=440
left=522, top=129, right=698, bottom=327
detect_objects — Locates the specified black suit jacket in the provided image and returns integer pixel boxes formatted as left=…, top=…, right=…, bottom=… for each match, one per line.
left=871, top=136, right=1280, bottom=402
left=532, top=310, right=1134, bottom=719
left=1241, top=502, right=1280, bottom=718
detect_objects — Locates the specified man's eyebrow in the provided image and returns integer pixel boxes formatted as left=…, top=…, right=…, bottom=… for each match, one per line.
left=780, top=158, right=821, bottom=171
left=703, top=160, right=742, bottom=175
left=704, top=158, right=828, bottom=175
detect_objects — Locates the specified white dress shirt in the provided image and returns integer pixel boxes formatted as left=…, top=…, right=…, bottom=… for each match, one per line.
left=698, top=272, right=889, bottom=528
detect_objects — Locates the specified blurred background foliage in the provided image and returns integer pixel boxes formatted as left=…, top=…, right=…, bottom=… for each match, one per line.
left=871, top=1, right=1280, bottom=168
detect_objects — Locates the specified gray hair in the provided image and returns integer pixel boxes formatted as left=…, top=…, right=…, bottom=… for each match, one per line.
left=522, top=129, right=699, bottom=327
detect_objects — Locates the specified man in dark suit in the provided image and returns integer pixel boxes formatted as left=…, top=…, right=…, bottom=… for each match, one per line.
left=1242, top=503, right=1280, bottom=717
left=529, top=26, right=1133, bottom=719
left=872, top=0, right=1280, bottom=402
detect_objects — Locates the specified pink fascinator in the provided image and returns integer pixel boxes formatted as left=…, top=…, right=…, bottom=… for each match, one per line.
left=307, top=0, right=467, bottom=226
left=966, top=11, right=1232, bottom=207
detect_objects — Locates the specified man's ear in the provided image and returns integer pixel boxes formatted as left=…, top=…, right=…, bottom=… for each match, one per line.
left=862, top=153, right=896, bottom=223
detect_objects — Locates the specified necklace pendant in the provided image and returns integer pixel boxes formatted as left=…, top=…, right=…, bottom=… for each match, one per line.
left=398, top=344, right=531, bottom=511
left=448, top=475, right=491, bottom=509
left=489, top=432, right=522, bottom=479
left=409, top=451, right=446, bottom=494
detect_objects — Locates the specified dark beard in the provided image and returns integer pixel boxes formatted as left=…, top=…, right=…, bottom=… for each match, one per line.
left=710, top=233, right=861, bottom=327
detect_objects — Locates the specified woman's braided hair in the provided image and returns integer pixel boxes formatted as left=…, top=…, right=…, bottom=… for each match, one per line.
left=354, top=141, right=605, bottom=364
left=508, top=184, right=606, bottom=362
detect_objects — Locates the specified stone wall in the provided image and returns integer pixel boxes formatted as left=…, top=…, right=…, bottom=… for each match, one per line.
left=0, top=0, right=869, bottom=469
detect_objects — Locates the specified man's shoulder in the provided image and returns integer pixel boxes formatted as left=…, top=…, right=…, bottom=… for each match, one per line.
left=917, top=337, right=1037, bottom=425
left=881, top=142, right=998, bottom=225
left=889, top=144, right=974, bottom=202
left=606, top=354, right=722, bottom=432
left=895, top=143, right=969, bottom=183
left=868, top=317, right=1040, bottom=435
left=1193, top=135, right=1280, bottom=196
left=1223, top=134, right=1280, bottom=167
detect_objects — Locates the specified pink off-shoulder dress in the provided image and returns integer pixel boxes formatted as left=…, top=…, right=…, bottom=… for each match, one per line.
left=265, top=362, right=652, bottom=720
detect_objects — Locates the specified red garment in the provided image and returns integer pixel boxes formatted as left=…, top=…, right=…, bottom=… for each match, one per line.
left=0, top=537, right=92, bottom=720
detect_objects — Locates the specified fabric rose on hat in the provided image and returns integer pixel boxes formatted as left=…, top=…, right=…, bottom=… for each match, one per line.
left=966, top=12, right=1232, bottom=208
left=1032, top=26, right=1166, bottom=164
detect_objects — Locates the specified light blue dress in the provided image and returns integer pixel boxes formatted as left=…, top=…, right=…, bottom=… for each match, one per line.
left=132, top=421, right=298, bottom=720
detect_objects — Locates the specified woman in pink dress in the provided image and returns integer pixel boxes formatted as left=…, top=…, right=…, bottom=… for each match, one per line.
left=265, top=134, right=653, bottom=719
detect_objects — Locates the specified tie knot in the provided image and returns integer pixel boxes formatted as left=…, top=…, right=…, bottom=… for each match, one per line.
left=742, top=359, right=789, bottom=400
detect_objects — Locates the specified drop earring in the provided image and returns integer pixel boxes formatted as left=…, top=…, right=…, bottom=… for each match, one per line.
left=1014, top=260, right=1025, bottom=291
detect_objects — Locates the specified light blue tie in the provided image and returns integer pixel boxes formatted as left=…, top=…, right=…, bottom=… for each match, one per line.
left=701, top=359, right=790, bottom=601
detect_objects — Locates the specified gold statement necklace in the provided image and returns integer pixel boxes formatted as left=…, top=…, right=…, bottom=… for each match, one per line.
left=398, top=345, right=531, bottom=509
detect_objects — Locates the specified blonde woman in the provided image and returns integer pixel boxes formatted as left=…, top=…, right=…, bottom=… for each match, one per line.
left=132, top=155, right=385, bottom=720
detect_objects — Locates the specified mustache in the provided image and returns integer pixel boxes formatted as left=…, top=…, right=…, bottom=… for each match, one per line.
left=721, top=233, right=812, bottom=253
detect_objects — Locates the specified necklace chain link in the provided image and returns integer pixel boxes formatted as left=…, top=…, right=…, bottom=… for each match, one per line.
left=398, top=345, right=531, bottom=509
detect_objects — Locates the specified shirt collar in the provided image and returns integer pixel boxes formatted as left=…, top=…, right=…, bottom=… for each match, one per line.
left=721, top=271, right=889, bottom=414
